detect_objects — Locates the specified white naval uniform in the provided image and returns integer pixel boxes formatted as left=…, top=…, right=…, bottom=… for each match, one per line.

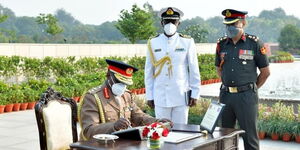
left=144, top=33, right=201, bottom=124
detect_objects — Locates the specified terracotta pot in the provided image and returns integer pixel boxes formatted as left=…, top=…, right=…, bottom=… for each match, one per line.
left=27, top=101, right=36, bottom=109
left=258, top=131, right=266, bottom=139
left=20, top=103, right=28, bottom=110
left=271, top=133, right=279, bottom=140
left=295, top=135, right=300, bottom=143
left=281, top=133, right=291, bottom=142
left=201, top=81, right=204, bottom=85
left=0, top=105, right=5, bottom=114
left=13, top=103, right=21, bottom=111
left=5, top=104, right=14, bottom=112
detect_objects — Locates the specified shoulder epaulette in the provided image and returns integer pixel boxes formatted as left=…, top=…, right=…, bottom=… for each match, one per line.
left=246, top=34, right=259, bottom=42
left=217, top=36, right=227, bottom=43
left=87, top=85, right=102, bottom=94
left=179, top=33, right=191, bottom=39
left=149, top=34, right=160, bottom=40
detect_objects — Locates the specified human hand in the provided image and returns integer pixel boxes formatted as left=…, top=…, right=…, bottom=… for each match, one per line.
left=158, top=118, right=173, bottom=128
left=189, top=98, right=197, bottom=107
left=114, top=118, right=131, bottom=130
left=147, top=100, right=155, bottom=109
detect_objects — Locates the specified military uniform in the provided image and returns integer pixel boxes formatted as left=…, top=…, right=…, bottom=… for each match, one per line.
left=145, top=7, right=201, bottom=124
left=215, top=9, right=269, bottom=150
left=78, top=60, right=157, bottom=141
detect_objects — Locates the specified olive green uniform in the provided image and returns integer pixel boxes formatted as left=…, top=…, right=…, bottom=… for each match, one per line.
left=78, top=84, right=157, bottom=141
left=215, top=34, right=269, bottom=150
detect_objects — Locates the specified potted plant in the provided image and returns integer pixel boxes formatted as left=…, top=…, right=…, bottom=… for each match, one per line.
left=266, top=120, right=281, bottom=140
left=280, top=121, right=293, bottom=142
left=10, top=89, right=25, bottom=112
left=293, top=105, right=300, bottom=143
left=257, top=120, right=267, bottom=139
left=27, top=89, right=40, bottom=109
left=0, top=94, right=8, bottom=114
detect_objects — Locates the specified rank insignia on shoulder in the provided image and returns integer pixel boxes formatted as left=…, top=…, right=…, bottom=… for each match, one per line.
left=217, top=36, right=227, bottom=43
left=260, top=47, right=267, bottom=55
left=179, top=33, right=191, bottom=39
left=246, top=34, right=259, bottom=42
left=149, top=34, right=159, bottom=40
left=154, top=49, right=162, bottom=52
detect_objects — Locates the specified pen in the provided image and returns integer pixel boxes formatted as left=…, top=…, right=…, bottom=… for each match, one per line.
left=121, top=117, right=132, bottom=128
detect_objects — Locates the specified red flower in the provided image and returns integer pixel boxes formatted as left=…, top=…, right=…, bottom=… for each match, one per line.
left=152, top=131, right=160, bottom=140
left=151, top=122, right=159, bottom=128
left=162, top=128, right=169, bottom=137
left=142, top=127, right=150, bottom=137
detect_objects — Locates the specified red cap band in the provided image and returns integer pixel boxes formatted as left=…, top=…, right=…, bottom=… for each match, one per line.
left=108, top=65, right=132, bottom=77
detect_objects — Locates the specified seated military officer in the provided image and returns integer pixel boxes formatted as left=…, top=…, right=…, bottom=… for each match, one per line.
left=78, top=59, right=172, bottom=141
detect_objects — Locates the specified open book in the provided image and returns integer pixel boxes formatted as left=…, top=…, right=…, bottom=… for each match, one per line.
left=163, top=131, right=203, bottom=143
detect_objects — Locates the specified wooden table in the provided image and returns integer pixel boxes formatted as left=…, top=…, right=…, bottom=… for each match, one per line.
left=70, top=125, right=244, bottom=150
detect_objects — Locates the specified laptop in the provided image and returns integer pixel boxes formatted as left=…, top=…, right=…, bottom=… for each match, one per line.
left=171, top=100, right=225, bottom=134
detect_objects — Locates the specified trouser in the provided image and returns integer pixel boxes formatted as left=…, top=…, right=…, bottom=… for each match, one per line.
left=219, top=89, right=259, bottom=150
left=155, top=105, right=189, bottom=124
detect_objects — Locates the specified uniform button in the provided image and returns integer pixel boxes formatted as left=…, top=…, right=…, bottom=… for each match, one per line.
left=107, top=118, right=111, bottom=120
left=231, top=69, right=234, bottom=71
left=233, top=57, right=235, bottom=60
left=234, top=47, right=236, bottom=49
left=231, top=81, right=235, bottom=83
left=165, top=84, right=168, bottom=86
left=166, top=74, right=168, bottom=76
left=166, top=52, right=169, bottom=55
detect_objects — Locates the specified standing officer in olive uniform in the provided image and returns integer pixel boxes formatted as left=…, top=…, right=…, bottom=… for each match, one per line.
left=215, top=9, right=270, bottom=150
left=145, top=7, right=201, bottom=124
left=78, top=59, right=172, bottom=141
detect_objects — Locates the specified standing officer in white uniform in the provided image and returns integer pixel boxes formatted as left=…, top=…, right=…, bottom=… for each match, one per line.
left=145, top=7, right=201, bottom=124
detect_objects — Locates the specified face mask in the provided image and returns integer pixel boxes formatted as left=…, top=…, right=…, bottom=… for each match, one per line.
left=164, top=23, right=177, bottom=36
left=112, top=83, right=127, bottom=96
left=109, top=76, right=127, bottom=96
left=226, top=25, right=240, bottom=38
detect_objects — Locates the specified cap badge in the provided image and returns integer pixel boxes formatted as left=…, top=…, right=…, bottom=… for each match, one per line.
left=126, top=68, right=133, bottom=75
left=226, top=10, right=231, bottom=17
left=166, top=9, right=174, bottom=15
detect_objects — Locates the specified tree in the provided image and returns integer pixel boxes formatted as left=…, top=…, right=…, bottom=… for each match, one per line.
left=115, top=4, right=156, bottom=44
left=278, top=24, right=300, bottom=54
left=182, top=24, right=209, bottom=43
left=36, top=13, right=63, bottom=36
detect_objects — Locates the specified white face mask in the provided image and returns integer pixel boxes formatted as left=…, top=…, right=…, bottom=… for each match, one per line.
left=112, top=83, right=127, bottom=96
left=164, top=23, right=177, bottom=36
left=109, top=76, right=127, bottom=96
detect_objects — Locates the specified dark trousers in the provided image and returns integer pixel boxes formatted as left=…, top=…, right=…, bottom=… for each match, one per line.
left=220, top=89, right=259, bottom=150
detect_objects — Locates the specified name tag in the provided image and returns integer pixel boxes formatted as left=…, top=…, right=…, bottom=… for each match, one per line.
left=175, top=48, right=185, bottom=52
left=239, top=49, right=253, bottom=60
left=154, top=49, right=161, bottom=52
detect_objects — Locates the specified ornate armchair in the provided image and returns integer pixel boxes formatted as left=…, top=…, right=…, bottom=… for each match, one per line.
left=35, top=88, right=78, bottom=150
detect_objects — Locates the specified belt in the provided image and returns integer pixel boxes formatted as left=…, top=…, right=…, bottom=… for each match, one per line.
left=220, top=83, right=255, bottom=93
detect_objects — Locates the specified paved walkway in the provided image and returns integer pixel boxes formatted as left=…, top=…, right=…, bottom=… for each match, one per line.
left=0, top=110, right=299, bottom=150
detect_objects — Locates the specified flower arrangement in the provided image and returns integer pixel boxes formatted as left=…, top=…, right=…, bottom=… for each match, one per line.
left=142, top=122, right=169, bottom=140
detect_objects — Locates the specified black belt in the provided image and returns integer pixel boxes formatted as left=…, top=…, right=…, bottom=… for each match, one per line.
left=220, top=83, right=255, bottom=93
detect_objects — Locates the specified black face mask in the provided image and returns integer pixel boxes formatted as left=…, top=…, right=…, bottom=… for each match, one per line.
left=225, top=25, right=240, bottom=38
